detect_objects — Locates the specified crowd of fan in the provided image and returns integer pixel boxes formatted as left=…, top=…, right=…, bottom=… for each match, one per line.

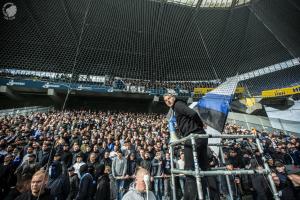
left=0, top=111, right=299, bottom=200
left=220, top=124, right=300, bottom=200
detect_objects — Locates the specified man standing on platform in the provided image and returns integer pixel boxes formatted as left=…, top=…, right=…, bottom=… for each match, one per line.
left=163, top=93, right=208, bottom=200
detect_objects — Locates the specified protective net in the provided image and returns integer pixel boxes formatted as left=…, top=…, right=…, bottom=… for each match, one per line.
left=0, top=0, right=299, bottom=97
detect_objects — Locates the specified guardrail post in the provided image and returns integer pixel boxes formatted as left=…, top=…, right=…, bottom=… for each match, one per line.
left=191, top=136, right=204, bottom=200
left=169, top=144, right=177, bottom=200
left=220, top=147, right=233, bottom=200
left=256, top=138, right=280, bottom=200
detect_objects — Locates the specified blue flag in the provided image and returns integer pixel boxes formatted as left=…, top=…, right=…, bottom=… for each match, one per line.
left=197, top=78, right=239, bottom=132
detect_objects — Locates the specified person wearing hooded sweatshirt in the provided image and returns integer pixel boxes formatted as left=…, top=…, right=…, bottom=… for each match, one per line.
left=122, top=167, right=156, bottom=200
left=75, top=164, right=94, bottom=200
left=47, top=160, right=70, bottom=200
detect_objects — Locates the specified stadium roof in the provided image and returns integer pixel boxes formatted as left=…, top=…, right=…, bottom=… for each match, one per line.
left=0, top=0, right=299, bottom=82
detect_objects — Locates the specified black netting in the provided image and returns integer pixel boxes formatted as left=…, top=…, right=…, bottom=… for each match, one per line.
left=0, top=0, right=299, bottom=92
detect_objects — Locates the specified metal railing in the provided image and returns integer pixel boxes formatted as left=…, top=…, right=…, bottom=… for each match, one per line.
left=169, top=133, right=280, bottom=200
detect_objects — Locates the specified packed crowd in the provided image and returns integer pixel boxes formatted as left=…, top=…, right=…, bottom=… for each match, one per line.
left=0, top=110, right=299, bottom=200
left=220, top=124, right=300, bottom=200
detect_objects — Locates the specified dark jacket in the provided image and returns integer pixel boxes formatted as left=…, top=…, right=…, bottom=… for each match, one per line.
left=0, top=162, right=16, bottom=197
left=251, top=174, right=271, bottom=200
left=61, top=150, right=73, bottom=168
left=163, top=159, right=171, bottom=175
left=95, top=174, right=110, bottom=200
left=38, top=150, right=53, bottom=167
left=47, top=161, right=70, bottom=200
left=127, top=159, right=137, bottom=176
left=280, top=180, right=300, bottom=200
left=4, top=187, right=21, bottom=200
left=15, top=190, right=54, bottom=200
left=100, top=157, right=112, bottom=167
left=76, top=173, right=94, bottom=200
left=172, top=100, right=204, bottom=136
left=15, top=161, right=41, bottom=180
left=138, top=158, right=152, bottom=172
left=228, top=155, right=244, bottom=168
left=67, top=173, right=79, bottom=200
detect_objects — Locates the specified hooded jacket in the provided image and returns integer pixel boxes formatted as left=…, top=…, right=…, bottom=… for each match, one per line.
left=122, top=184, right=156, bottom=200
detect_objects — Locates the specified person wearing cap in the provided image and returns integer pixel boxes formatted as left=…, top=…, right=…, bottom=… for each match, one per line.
left=67, top=167, right=79, bottom=200
left=73, top=153, right=85, bottom=178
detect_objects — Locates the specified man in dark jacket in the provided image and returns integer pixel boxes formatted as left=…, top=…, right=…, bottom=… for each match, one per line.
left=76, top=164, right=95, bottom=200
left=138, top=152, right=152, bottom=172
left=0, top=154, right=16, bottom=198
left=87, top=152, right=101, bottom=174
left=16, top=170, right=54, bottom=200
left=95, top=164, right=110, bottom=200
left=38, top=143, right=54, bottom=167
left=125, top=153, right=137, bottom=190
left=278, top=165, right=300, bottom=200
left=67, top=167, right=79, bottom=200
left=100, top=151, right=112, bottom=167
left=61, top=144, right=73, bottom=168
left=164, top=94, right=208, bottom=200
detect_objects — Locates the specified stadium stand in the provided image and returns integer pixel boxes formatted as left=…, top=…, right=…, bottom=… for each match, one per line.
left=0, top=0, right=300, bottom=199
left=0, top=110, right=300, bottom=200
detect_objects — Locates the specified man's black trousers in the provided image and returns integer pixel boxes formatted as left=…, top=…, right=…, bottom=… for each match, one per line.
left=183, top=133, right=208, bottom=200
